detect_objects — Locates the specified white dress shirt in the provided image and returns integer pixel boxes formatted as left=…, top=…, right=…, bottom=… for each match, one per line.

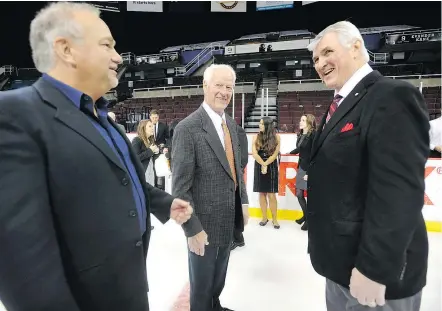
left=429, top=117, right=442, bottom=150
left=202, top=102, right=226, bottom=150
left=335, top=63, right=373, bottom=106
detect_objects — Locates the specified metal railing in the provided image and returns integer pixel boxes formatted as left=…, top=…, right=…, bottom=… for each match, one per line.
left=368, top=50, right=390, bottom=64
left=121, top=52, right=136, bottom=65
left=133, top=81, right=254, bottom=93
left=136, top=52, right=179, bottom=65
left=0, top=65, right=16, bottom=76
left=175, top=42, right=223, bottom=76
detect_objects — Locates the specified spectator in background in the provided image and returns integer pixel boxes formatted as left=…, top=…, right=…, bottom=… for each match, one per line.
left=429, top=116, right=441, bottom=158
left=150, top=109, right=169, bottom=190
left=253, top=117, right=281, bottom=229
left=289, top=114, right=317, bottom=231
left=132, top=120, right=158, bottom=187
left=108, top=111, right=125, bottom=133
left=150, top=109, right=169, bottom=146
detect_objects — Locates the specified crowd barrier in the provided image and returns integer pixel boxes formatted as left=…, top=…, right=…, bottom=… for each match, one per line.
left=126, top=133, right=442, bottom=232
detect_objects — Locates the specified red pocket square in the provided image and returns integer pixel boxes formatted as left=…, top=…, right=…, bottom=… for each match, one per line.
left=341, top=123, right=354, bottom=132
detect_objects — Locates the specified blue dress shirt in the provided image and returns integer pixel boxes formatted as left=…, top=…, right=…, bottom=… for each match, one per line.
left=43, top=74, right=147, bottom=233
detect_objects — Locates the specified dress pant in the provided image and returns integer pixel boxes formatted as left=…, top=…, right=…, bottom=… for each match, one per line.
left=188, top=245, right=231, bottom=311
left=326, top=279, right=422, bottom=311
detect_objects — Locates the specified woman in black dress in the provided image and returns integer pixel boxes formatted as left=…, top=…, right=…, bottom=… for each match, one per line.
left=253, top=117, right=281, bottom=229
left=290, top=114, right=316, bottom=231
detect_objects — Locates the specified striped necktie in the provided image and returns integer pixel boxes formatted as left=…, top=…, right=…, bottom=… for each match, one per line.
left=325, top=94, right=343, bottom=124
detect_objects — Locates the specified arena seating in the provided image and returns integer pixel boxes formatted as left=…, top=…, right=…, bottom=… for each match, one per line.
left=113, top=93, right=254, bottom=131
left=424, top=86, right=442, bottom=119
left=277, top=86, right=442, bottom=132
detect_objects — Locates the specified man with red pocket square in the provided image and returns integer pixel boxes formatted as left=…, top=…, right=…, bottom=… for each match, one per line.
left=306, top=21, right=430, bottom=311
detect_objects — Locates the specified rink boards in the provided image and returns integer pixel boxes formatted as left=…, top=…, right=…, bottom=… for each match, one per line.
left=127, top=133, right=442, bottom=232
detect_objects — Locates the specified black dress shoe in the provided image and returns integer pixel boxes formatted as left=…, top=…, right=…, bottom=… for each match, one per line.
left=301, top=222, right=308, bottom=231
left=222, top=308, right=234, bottom=311
left=230, top=241, right=245, bottom=251
left=295, top=216, right=305, bottom=225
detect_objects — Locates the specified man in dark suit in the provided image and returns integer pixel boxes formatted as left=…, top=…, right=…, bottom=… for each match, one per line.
left=150, top=109, right=169, bottom=146
left=0, top=3, right=192, bottom=311
left=150, top=109, right=169, bottom=190
left=172, top=64, right=249, bottom=311
left=306, top=21, right=429, bottom=311
left=231, top=124, right=249, bottom=250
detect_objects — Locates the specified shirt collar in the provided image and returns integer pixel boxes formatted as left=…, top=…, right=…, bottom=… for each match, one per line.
left=42, top=73, right=109, bottom=111
left=202, top=102, right=226, bottom=126
left=335, top=63, right=373, bottom=99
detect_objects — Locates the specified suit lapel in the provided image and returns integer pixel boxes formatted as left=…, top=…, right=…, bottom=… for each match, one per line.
left=311, top=71, right=382, bottom=159
left=199, top=106, right=233, bottom=180
left=33, top=78, right=126, bottom=172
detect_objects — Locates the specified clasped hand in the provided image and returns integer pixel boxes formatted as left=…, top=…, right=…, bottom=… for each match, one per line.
left=170, top=199, right=193, bottom=225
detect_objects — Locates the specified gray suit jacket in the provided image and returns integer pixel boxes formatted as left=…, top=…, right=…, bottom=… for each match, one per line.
left=171, top=105, right=249, bottom=246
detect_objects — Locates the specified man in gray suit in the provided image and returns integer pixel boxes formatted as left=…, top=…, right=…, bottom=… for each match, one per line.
left=172, top=64, right=249, bottom=311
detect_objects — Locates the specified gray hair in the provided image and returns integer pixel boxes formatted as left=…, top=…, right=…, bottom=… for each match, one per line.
left=203, top=64, right=236, bottom=85
left=29, top=2, right=101, bottom=73
left=307, top=21, right=370, bottom=62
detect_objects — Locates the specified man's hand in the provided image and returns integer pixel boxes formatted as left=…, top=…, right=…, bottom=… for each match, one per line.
left=435, top=145, right=442, bottom=153
left=188, top=230, right=209, bottom=256
left=170, top=199, right=193, bottom=225
left=349, top=268, right=386, bottom=308
left=242, top=204, right=249, bottom=226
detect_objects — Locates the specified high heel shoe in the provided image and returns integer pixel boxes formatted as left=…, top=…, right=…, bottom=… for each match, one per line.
left=259, top=219, right=269, bottom=226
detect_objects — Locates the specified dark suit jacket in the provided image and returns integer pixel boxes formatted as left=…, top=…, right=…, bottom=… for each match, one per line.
left=289, top=130, right=316, bottom=172
left=171, top=105, right=249, bottom=246
left=307, top=71, right=430, bottom=300
left=154, top=121, right=169, bottom=146
left=132, top=136, right=155, bottom=172
left=0, top=78, right=174, bottom=311
left=237, top=125, right=249, bottom=170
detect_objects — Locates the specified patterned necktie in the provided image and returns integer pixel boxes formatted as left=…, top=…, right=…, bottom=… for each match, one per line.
left=325, top=94, right=343, bottom=124
left=221, top=119, right=237, bottom=188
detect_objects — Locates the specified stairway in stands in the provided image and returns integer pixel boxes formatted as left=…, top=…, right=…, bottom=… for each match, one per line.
left=244, top=76, right=278, bottom=133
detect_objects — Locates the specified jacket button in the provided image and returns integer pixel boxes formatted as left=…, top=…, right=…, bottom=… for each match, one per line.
left=129, top=210, right=137, bottom=217
left=121, top=177, right=129, bottom=186
left=135, top=241, right=142, bottom=247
